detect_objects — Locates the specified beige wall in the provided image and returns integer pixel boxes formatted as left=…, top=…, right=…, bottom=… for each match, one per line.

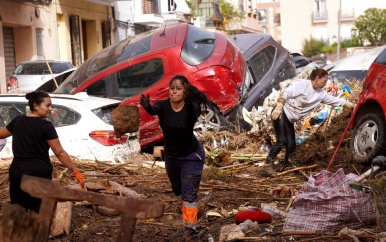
left=281, top=0, right=386, bottom=55
left=0, top=0, right=112, bottom=93
left=0, top=0, right=54, bottom=93
left=55, top=0, right=112, bottom=65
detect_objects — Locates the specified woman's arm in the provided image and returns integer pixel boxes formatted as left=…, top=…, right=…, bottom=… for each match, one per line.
left=47, top=138, right=78, bottom=172
left=47, top=138, right=85, bottom=187
left=0, top=127, right=12, bottom=139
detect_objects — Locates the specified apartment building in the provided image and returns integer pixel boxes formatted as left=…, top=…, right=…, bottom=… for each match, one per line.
left=256, top=0, right=281, bottom=43
left=280, top=0, right=385, bottom=56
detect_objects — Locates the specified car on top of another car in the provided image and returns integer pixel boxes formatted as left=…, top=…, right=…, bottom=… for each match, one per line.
left=54, top=22, right=296, bottom=148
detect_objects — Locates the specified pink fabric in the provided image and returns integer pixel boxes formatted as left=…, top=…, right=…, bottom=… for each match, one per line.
left=283, top=168, right=376, bottom=231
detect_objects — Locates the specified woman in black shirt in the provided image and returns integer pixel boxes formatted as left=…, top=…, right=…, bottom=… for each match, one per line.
left=140, top=75, right=214, bottom=233
left=0, top=91, right=85, bottom=212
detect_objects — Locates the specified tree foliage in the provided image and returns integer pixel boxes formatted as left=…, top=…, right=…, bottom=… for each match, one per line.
left=353, top=8, right=386, bottom=46
left=302, top=36, right=325, bottom=57
left=218, top=0, right=244, bottom=19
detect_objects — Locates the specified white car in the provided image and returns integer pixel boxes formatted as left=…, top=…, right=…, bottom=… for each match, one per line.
left=0, top=93, right=140, bottom=163
left=8, top=60, right=76, bottom=93
left=324, top=46, right=386, bottom=83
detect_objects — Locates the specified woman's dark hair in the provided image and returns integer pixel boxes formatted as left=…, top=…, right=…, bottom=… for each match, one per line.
left=309, top=68, right=328, bottom=80
left=25, top=91, right=50, bottom=111
left=169, top=75, right=215, bottom=110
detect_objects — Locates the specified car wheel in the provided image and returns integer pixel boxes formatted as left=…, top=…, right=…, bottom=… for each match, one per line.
left=194, top=106, right=227, bottom=134
left=350, top=113, right=386, bottom=165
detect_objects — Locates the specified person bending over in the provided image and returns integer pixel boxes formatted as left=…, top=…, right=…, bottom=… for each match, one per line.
left=262, top=68, right=355, bottom=176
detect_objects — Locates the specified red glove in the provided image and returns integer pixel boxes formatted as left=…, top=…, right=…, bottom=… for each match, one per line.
left=73, top=170, right=85, bottom=188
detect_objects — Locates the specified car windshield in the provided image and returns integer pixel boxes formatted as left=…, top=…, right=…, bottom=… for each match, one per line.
left=13, top=62, right=73, bottom=75
left=55, top=30, right=154, bottom=94
left=181, top=24, right=215, bottom=65
left=329, top=70, right=368, bottom=83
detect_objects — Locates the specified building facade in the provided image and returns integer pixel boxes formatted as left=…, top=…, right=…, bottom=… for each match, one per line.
left=280, top=0, right=385, bottom=57
left=0, top=0, right=113, bottom=93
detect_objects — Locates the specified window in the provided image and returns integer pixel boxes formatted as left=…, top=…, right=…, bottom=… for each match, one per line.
left=248, top=45, right=276, bottom=88
left=116, top=58, right=164, bottom=97
left=314, top=0, right=326, bottom=12
left=375, top=49, right=386, bottom=65
left=36, top=28, right=44, bottom=60
left=50, top=105, right=80, bottom=127
left=0, top=102, right=79, bottom=128
left=0, top=104, right=26, bottom=127
left=181, top=25, right=215, bottom=66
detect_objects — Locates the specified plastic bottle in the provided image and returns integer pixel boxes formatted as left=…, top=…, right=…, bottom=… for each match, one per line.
left=238, top=219, right=255, bottom=232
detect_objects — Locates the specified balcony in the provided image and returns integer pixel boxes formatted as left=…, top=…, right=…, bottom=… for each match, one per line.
left=312, top=10, right=328, bottom=23
left=133, top=14, right=164, bottom=26
left=340, top=8, right=355, bottom=21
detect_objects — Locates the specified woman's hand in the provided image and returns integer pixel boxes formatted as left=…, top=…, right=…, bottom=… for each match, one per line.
left=140, top=94, right=150, bottom=108
left=271, top=102, right=284, bottom=120
left=73, top=170, right=85, bottom=188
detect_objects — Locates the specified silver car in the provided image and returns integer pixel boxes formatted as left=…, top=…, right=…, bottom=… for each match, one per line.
left=8, top=60, right=75, bottom=93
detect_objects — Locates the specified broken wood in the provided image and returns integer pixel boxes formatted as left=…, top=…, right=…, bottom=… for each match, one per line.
left=0, top=174, right=8, bottom=186
left=219, top=161, right=255, bottom=170
left=19, top=175, right=164, bottom=242
left=103, top=162, right=132, bottom=173
left=83, top=174, right=130, bottom=177
left=276, top=164, right=317, bottom=176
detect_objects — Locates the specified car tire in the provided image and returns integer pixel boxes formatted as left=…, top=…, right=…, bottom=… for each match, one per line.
left=194, top=105, right=228, bottom=134
left=350, top=113, right=386, bottom=165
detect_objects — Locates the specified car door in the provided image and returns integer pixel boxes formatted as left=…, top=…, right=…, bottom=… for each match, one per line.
left=75, top=54, right=172, bottom=147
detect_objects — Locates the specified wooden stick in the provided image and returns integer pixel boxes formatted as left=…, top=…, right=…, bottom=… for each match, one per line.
left=43, top=53, right=58, bottom=88
left=103, top=162, right=132, bottom=172
left=0, top=174, right=8, bottom=186
left=83, top=174, right=129, bottom=177
left=219, top=161, right=255, bottom=170
left=276, top=164, right=317, bottom=176
left=226, top=237, right=263, bottom=241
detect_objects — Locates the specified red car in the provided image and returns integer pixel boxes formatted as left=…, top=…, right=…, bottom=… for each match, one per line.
left=350, top=46, right=386, bottom=164
left=55, top=22, right=295, bottom=148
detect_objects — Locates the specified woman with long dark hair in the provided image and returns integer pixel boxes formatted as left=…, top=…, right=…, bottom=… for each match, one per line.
left=140, top=75, right=213, bottom=235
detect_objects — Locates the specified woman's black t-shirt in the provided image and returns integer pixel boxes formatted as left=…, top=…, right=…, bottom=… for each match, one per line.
left=144, top=100, right=201, bottom=157
left=6, top=115, right=58, bottom=165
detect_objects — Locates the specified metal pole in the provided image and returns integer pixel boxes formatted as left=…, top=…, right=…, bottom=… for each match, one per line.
left=337, top=0, right=342, bottom=61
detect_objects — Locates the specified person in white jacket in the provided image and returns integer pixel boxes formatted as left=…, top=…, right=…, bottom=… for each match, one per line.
left=262, top=67, right=355, bottom=176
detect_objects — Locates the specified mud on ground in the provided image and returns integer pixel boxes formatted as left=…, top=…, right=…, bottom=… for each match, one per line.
left=0, top=106, right=378, bottom=242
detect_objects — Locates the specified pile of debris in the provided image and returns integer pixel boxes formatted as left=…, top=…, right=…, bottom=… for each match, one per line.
left=198, top=62, right=362, bottom=171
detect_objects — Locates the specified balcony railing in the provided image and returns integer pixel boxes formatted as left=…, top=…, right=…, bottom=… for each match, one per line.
left=312, top=10, right=328, bottom=23
left=340, top=8, right=355, bottom=21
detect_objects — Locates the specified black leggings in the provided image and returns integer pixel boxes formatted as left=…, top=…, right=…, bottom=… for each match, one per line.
left=268, top=110, right=296, bottom=164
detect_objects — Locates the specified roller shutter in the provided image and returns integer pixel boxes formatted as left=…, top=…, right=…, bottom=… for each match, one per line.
left=3, top=27, right=16, bottom=78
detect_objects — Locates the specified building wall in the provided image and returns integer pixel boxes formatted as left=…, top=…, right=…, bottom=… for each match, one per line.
left=258, top=1, right=281, bottom=43
left=54, top=0, right=111, bottom=65
left=0, top=0, right=53, bottom=93
left=281, top=0, right=386, bottom=55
